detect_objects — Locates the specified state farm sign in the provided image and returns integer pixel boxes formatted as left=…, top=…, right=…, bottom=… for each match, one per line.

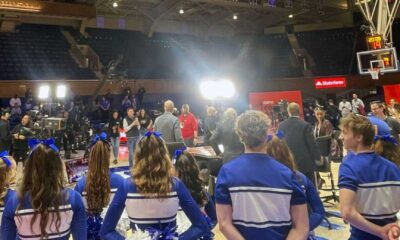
left=314, top=77, right=347, bottom=89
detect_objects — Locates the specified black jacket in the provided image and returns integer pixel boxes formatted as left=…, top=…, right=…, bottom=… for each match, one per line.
left=0, top=119, right=10, bottom=152
left=278, top=117, right=320, bottom=173
left=203, top=115, right=218, bottom=143
left=11, top=124, right=33, bottom=151
left=210, top=120, right=244, bottom=164
left=108, top=117, right=122, bottom=138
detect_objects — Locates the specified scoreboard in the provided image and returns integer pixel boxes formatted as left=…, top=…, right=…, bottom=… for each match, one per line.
left=367, top=35, right=383, bottom=50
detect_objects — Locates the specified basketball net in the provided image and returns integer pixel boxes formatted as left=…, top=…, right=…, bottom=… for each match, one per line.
left=368, top=68, right=381, bottom=80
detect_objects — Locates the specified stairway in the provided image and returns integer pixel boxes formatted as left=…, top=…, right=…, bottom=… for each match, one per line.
left=287, top=33, right=315, bottom=77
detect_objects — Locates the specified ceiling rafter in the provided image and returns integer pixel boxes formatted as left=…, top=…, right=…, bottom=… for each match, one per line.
left=93, top=0, right=351, bottom=36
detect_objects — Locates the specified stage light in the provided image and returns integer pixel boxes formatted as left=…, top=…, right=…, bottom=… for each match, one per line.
left=56, top=85, right=66, bottom=99
left=38, top=86, right=50, bottom=99
left=233, top=15, right=238, bottom=20
left=200, top=80, right=219, bottom=100
left=288, top=14, right=294, bottom=18
left=113, top=2, right=118, bottom=7
left=179, top=9, right=184, bottom=14
left=219, top=80, right=235, bottom=98
left=199, top=79, right=235, bottom=100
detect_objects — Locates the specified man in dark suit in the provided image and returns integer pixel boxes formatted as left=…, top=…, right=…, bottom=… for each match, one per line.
left=0, top=109, right=11, bottom=152
left=278, top=102, right=320, bottom=186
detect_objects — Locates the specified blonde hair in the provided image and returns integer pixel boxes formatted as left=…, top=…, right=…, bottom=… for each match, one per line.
left=314, top=107, right=325, bottom=115
left=340, top=113, right=375, bottom=146
left=206, top=106, right=217, bottom=116
left=132, top=134, right=172, bottom=197
left=236, top=110, right=270, bottom=149
left=222, top=108, right=237, bottom=123
left=0, top=155, right=16, bottom=205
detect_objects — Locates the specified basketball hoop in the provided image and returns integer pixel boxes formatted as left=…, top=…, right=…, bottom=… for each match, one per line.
left=368, top=68, right=381, bottom=80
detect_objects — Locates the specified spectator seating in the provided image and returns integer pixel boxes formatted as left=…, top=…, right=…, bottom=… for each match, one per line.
left=0, top=24, right=96, bottom=80
left=296, top=28, right=355, bottom=76
left=72, top=29, right=303, bottom=79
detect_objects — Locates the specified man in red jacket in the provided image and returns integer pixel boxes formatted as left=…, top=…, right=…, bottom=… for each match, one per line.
left=178, top=104, right=198, bottom=147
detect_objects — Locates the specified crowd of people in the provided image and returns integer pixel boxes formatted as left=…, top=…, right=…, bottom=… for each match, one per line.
left=0, top=93, right=399, bottom=240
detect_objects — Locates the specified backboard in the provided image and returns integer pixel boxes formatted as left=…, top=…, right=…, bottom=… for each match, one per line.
left=357, top=47, right=398, bottom=74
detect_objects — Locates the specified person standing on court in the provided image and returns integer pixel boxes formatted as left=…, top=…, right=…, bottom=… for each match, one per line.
left=123, top=107, right=140, bottom=168
left=278, top=102, right=321, bottom=186
left=339, top=98, right=352, bottom=118
left=352, top=93, right=365, bottom=115
left=178, top=104, right=198, bottom=147
left=154, top=100, right=183, bottom=143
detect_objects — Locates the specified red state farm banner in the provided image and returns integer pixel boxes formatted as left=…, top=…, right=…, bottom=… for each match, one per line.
left=314, top=77, right=347, bottom=89
left=383, top=84, right=400, bottom=105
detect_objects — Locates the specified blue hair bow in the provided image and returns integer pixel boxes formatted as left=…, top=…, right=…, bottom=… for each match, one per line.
left=267, top=130, right=285, bottom=142
left=28, top=138, right=59, bottom=152
left=173, top=146, right=187, bottom=164
left=147, top=225, right=178, bottom=240
left=373, top=135, right=398, bottom=145
left=144, top=130, right=162, bottom=138
left=0, top=151, right=12, bottom=167
left=89, top=132, right=108, bottom=148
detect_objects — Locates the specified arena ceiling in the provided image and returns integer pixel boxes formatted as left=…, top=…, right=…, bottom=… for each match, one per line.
left=91, top=0, right=352, bottom=32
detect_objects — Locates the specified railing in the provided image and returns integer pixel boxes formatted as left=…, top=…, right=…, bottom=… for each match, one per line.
left=70, top=45, right=87, bottom=68
left=78, top=45, right=103, bottom=73
left=61, top=30, right=87, bottom=68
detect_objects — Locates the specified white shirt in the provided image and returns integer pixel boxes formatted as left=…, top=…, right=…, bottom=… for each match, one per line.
left=351, top=98, right=364, bottom=114
left=9, top=98, right=21, bottom=108
left=339, top=101, right=352, bottom=116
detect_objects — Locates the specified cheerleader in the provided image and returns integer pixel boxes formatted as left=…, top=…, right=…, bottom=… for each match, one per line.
left=1, top=139, right=87, bottom=239
left=100, top=131, right=210, bottom=240
left=174, top=149, right=217, bottom=237
left=215, top=110, right=309, bottom=240
left=74, top=133, right=125, bottom=239
left=0, top=151, right=16, bottom=227
left=266, top=133, right=325, bottom=239
left=339, top=114, right=400, bottom=240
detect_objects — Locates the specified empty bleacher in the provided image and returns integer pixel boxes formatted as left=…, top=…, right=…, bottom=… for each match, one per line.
left=296, top=28, right=355, bottom=76
left=72, top=28, right=303, bottom=79
left=0, top=24, right=96, bottom=80
left=0, top=24, right=356, bottom=81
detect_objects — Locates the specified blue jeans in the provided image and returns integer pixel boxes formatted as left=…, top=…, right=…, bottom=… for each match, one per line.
left=127, top=137, right=139, bottom=168
left=110, top=137, right=120, bottom=160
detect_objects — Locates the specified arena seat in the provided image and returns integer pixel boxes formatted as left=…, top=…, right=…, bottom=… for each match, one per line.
left=296, top=28, right=355, bottom=76
left=0, top=24, right=96, bottom=80
left=70, top=28, right=303, bottom=79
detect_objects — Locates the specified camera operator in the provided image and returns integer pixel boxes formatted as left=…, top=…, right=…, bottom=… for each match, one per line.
left=0, top=109, right=11, bottom=152
left=11, top=115, right=33, bottom=164
left=66, top=101, right=83, bottom=155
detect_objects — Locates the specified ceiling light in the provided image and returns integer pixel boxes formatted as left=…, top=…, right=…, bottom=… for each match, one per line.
left=233, top=15, right=238, bottom=20
left=179, top=9, right=184, bottom=14
left=113, top=2, right=118, bottom=8
left=288, top=14, right=293, bottom=18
